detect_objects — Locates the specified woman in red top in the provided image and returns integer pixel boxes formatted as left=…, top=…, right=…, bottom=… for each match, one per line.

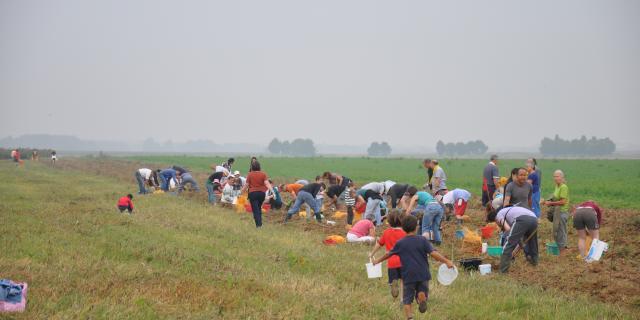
left=242, top=161, right=274, bottom=228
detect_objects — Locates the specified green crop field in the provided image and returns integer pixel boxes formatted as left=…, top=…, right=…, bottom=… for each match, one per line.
left=124, top=156, right=640, bottom=209
left=1, top=160, right=636, bottom=319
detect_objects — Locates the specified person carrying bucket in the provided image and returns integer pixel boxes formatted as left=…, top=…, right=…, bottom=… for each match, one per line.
left=488, top=206, right=539, bottom=273
left=369, top=211, right=406, bottom=299
left=372, top=215, right=454, bottom=319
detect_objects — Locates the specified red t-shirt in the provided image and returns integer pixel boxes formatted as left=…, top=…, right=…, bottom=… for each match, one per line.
left=117, top=196, right=134, bottom=209
left=378, top=228, right=406, bottom=269
left=246, top=171, right=268, bottom=193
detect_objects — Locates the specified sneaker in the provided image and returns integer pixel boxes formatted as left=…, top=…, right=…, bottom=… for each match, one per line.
left=390, top=280, right=399, bottom=298
left=418, top=292, right=428, bottom=313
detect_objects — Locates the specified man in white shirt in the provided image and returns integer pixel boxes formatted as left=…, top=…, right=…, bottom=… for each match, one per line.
left=135, top=168, right=157, bottom=194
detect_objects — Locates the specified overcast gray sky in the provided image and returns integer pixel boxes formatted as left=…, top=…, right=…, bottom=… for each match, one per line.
left=1, top=0, right=639, bottom=149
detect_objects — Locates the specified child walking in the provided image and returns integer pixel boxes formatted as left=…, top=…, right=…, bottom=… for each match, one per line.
left=373, top=215, right=454, bottom=320
left=369, top=210, right=406, bottom=299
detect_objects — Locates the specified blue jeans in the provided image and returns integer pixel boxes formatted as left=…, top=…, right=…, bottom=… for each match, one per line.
left=531, top=191, right=541, bottom=218
left=135, top=171, right=146, bottom=194
left=305, top=198, right=324, bottom=221
left=365, top=198, right=382, bottom=225
left=206, top=182, right=217, bottom=204
left=249, top=191, right=266, bottom=227
left=178, top=173, right=199, bottom=192
left=159, top=174, right=169, bottom=191
left=287, top=191, right=321, bottom=221
left=422, top=203, right=443, bottom=242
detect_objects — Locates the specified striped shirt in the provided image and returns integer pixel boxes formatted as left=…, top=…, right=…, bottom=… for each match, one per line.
left=344, top=188, right=356, bottom=206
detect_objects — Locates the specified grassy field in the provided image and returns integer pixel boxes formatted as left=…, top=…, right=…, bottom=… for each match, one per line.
left=124, top=156, right=640, bottom=209
left=0, top=160, right=637, bottom=319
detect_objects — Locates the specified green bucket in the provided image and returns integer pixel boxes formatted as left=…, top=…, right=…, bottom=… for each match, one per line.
left=546, top=242, right=560, bottom=256
left=487, top=246, right=503, bottom=257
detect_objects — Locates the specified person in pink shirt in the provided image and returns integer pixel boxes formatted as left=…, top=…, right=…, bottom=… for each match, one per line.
left=346, top=215, right=376, bottom=243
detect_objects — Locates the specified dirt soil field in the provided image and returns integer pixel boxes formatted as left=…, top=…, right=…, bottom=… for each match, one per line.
left=57, top=157, right=640, bottom=312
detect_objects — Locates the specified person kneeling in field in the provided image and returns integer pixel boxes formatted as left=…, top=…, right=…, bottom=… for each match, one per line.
left=220, top=176, right=239, bottom=205
left=264, top=180, right=283, bottom=210
left=117, top=194, right=134, bottom=214
left=373, top=215, right=454, bottom=319
left=369, top=210, right=406, bottom=299
left=488, top=206, right=539, bottom=273
left=346, top=215, right=376, bottom=243
left=442, top=188, right=471, bottom=224
left=206, top=170, right=227, bottom=204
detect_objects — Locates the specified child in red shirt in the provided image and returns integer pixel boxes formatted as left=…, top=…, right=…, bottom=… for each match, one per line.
left=369, top=210, right=406, bottom=298
left=117, top=194, right=134, bottom=214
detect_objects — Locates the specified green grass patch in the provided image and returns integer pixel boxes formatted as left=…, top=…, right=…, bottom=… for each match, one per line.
left=0, top=161, right=634, bottom=319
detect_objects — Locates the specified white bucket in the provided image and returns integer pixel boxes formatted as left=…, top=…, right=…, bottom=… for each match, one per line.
left=585, top=239, right=608, bottom=262
left=365, top=263, right=382, bottom=279
left=437, top=264, right=458, bottom=286
left=479, top=264, right=491, bottom=275
left=482, top=243, right=488, bottom=254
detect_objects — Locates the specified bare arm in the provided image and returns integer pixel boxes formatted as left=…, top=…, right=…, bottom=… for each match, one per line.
left=369, top=226, right=376, bottom=237
left=503, top=195, right=511, bottom=207
left=373, top=252, right=392, bottom=265
left=369, top=241, right=382, bottom=259
left=264, top=180, right=274, bottom=195
left=430, top=251, right=454, bottom=268
left=432, top=177, right=441, bottom=190
left=544, top=198, right=567, bottom=206
left=405, top=196, right=417, bottom=215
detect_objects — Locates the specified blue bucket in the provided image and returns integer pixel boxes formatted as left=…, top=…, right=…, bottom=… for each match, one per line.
left=455, top=230, right=465, bottom=239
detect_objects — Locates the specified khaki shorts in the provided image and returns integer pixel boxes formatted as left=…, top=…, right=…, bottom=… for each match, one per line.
left=573, top=208, right=599, bottom=230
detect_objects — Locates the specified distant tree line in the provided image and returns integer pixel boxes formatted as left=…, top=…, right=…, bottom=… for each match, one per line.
left=268, top=138, right=316, bottom=157
left=436, top=140, right=488, bottom=156
left=540, top=135, right=615, bottom=156
left=367, top=142, right=392, bottom=157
